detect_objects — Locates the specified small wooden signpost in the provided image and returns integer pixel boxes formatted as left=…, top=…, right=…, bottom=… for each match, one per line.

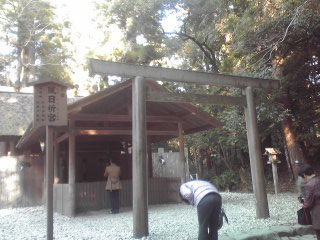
left=265, top=148, right=281, bottom=195
left=29, top=79, right=69, bottom=240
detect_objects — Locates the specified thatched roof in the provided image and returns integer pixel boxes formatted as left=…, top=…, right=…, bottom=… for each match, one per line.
left=0, top=91, right=82, bottom=138
left=0, top=92, right=33, bottom=137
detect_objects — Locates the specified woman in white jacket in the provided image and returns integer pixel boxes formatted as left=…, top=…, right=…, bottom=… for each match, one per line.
left=180, top=180, right=222, bottom=240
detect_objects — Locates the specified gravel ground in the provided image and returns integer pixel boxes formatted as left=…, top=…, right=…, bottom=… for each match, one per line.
left=0, top=192, right=302, bottom=240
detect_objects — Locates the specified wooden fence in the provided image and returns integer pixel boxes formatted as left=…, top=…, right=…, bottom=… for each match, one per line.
left=53, top=177, right=180, bottom=216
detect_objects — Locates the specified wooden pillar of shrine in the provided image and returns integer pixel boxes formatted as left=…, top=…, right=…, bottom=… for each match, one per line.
left=68, top=120, right=76, bottom=217
left=132, top=76, right=149, bottom=238
left=178, top=122, right=186, bottom=183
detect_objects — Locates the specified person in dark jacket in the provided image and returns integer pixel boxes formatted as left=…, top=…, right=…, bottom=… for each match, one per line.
left=298, top=164, right=320, bottom=240
left=180, top=180, right=222, bottom=240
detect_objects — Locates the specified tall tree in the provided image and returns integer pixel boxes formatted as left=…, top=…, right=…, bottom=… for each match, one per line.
left=0, top=0, right=73, bottom=89
left=230, top=0, right=320, bottom=175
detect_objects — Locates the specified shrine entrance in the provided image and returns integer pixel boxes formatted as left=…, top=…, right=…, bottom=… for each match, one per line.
left=16, top=75, right=221, bottom=219
left=88, top=59, right=279, bottom=238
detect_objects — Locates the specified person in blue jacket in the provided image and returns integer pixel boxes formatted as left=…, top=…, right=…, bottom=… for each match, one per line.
left=180, top=180, right=222, bottom=240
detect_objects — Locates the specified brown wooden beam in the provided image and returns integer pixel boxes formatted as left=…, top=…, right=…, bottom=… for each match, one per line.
left=77, top=129, right=178, bottom=136
left=179, top=103, right=221, bottom=128
left=146, top=91, right=246, bottom=106
left=89, top=58, right=280, bottom=89
left=70, top=113, right=180, bottom=123
left=55, top=132, right=69, bottom=143
left=185, top=124, right=214, bottom=134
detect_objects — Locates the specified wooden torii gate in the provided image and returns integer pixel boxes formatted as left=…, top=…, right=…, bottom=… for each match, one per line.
left=88, top=58, right=279, bottom=238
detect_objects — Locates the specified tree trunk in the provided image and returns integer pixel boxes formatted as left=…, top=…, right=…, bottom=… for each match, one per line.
left=218, top=144, right=232, bottom=171
left=273, top=63, right=307, bottom=179
left=196, top=148, right=204, bottom=178
left=236, top=148, right=247, bottom=167
left=283, top=137, right=295, bottom=181
left=281, top=118, right=307, bottom=177
left=16, top=16, right=36, bottom=89
left=205, top=150, right=213, bottom=170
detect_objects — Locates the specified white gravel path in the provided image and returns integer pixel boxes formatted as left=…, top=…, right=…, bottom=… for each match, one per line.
left=0, top=192, right=301, bottom=240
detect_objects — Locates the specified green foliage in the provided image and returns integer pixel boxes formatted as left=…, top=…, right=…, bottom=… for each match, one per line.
left=210, top=170, right=239, bottom=191
left=96, top=0, right=178, bottom=65
left=0, top=0, right=73, bottom=86
left=231, top=0, right=320, bottom=164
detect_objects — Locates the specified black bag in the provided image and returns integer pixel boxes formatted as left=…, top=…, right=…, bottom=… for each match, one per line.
left=217, top=208, right=229, bottom=229
left=297, top=207, right=312, bottom=225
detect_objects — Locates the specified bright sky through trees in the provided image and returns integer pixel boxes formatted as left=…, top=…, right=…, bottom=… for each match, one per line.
left=53, top=0, right=111, bottom=93
left=52, top=0, right=183, bottom=93
left=0, top=1, right=183, bottom=93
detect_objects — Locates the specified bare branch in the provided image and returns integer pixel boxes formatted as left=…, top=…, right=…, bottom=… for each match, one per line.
left=175, top=31, right=219, bottom=72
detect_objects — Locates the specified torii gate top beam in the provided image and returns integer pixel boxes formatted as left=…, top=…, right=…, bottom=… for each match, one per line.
left=88, top=58, right=280, bottom=90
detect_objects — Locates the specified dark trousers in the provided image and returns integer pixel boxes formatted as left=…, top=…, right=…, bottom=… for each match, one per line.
left=197, top=193, right=222, bottom=240
left=316, top=230, right=320, bottom=240
left=109, top=190, right=120, bottom=213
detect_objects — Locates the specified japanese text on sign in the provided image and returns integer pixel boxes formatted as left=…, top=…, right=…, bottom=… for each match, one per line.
left=34, top=83, right=67, bottom=127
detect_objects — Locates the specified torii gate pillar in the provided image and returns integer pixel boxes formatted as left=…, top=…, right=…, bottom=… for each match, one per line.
left=244, top=86, right=270, bottom=218
left=132, top=76, right=149, bottom=238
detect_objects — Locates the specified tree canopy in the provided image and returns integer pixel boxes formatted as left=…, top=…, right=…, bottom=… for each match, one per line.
left=0, top=0, right=73, bottom=88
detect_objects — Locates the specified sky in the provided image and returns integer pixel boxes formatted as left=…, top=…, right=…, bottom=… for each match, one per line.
left=54, top=0, right=127, bottom=58
left=54, top=0, right=104, bottom=59
left=51, top=0, right=132, bottom=95
left=53, top=0, right=182, bottom=61
left=53, top=0, right=121, bottom=94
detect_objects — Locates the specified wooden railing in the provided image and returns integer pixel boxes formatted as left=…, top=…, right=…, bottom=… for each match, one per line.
left=54, top=177, right=180, bottom=216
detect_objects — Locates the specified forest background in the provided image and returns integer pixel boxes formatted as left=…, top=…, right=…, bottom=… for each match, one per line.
left=0, top=0, right=319, bottom=192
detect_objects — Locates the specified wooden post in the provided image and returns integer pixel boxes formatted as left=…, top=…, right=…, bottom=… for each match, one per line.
left=46, top=126, right=54, bottom=240
left=244, top=87, right=269, bottom=219
left=42, top=147, right=47, bottom=204
left=185, top=147, right=190, bottom=181
left=27, top=79, right=69, bottom=238
left=68, top=120, right=76, bottom=217
left=54, top=132, right=60, bottom=184
left=147, top=141, right=153, bottom=178
left=178, top=122, right=186, bottom=183
left=132, top=76, right=149, bottom=238
left=271, top=159, right=280, bottom=195
left=0, top=141, right=6, bottom=156
left=244, top=106, right=257, bottom=197
left=9, top=140, right=16, bottom=156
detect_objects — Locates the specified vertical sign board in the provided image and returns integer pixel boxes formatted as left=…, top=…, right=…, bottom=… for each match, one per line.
left=34, top=83, right=68, bottom=127
left=31, top=80, right=68, bottom=240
